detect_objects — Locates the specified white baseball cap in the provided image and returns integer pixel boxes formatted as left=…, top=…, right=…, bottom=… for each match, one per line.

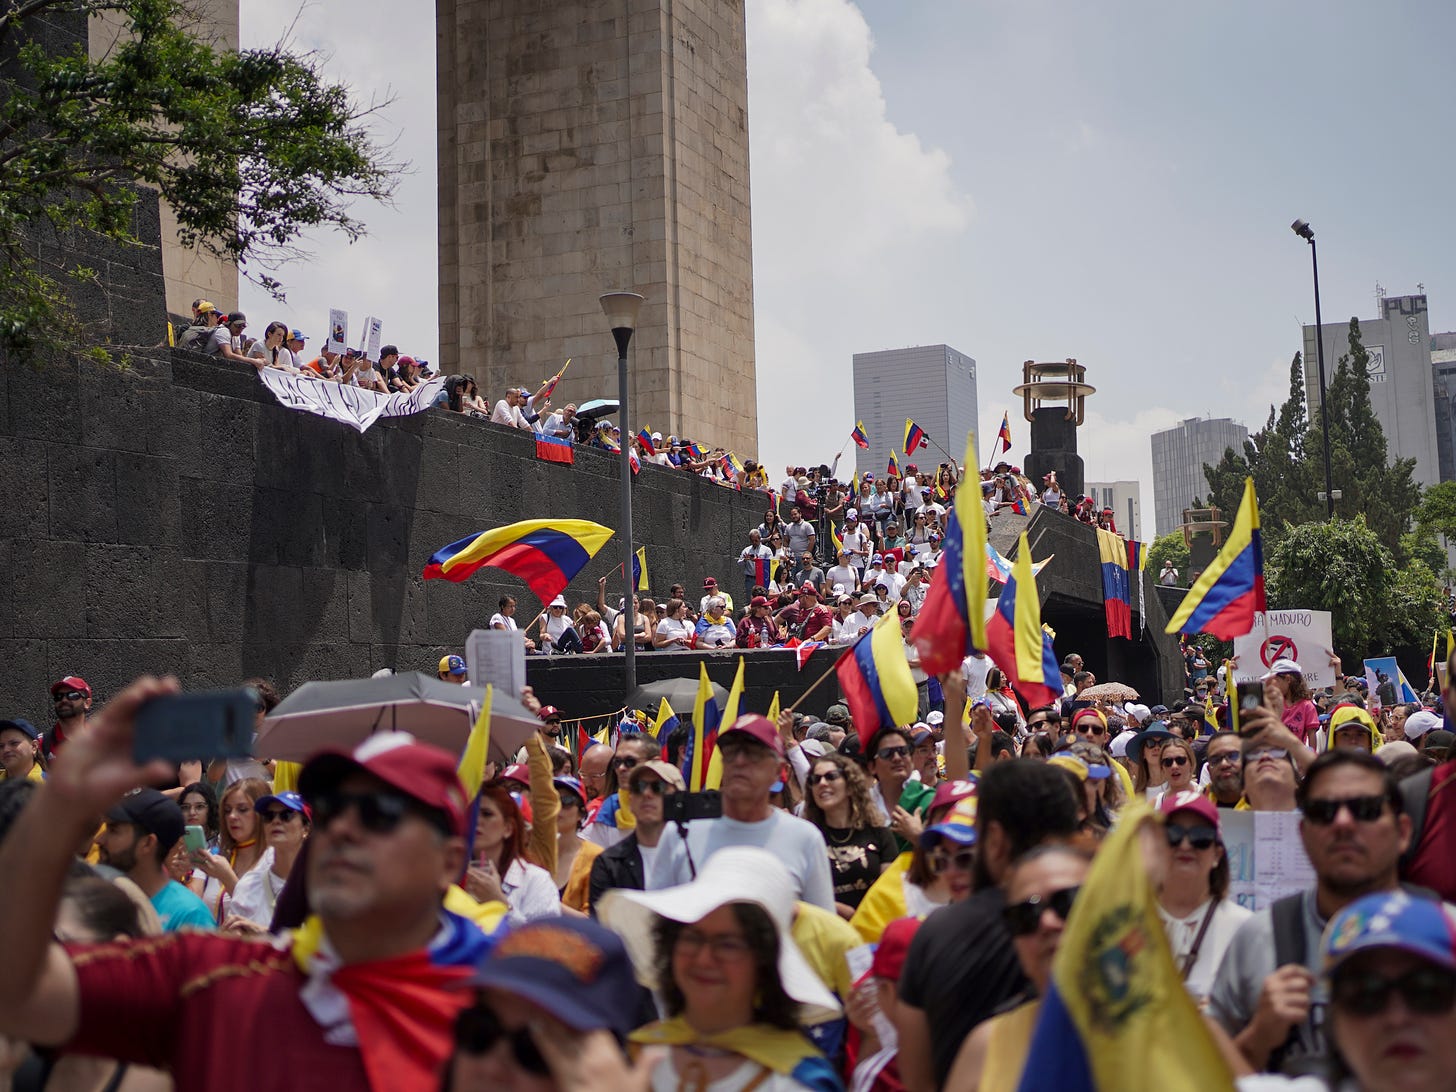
left=1405, top=710, right=1442, bottom=740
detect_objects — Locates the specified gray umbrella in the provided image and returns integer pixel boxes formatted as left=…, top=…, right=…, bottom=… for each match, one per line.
left=256, top=671, right=538, bottom=766
left=628, top=676, right=729, bottom=717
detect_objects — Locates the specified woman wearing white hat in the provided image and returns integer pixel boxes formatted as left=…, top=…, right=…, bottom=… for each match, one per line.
left=598, top=847, right=842, bottom=1092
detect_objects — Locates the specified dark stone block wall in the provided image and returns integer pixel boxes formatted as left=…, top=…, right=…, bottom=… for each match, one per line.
left=0, top=350, right=771, bottom=725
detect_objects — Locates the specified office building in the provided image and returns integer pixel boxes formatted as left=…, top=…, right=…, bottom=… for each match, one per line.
left=851, top=345, right=979, bottom=476
left=1429, top=331, right=1456, bottom=482
left=437, top=0, right=758, bottom=456
left=1085, top=480, right=1143, bottom=540
left=1150, top=418, right=1249, bottom=537
left=1302, top=293, right=1441, bottom=487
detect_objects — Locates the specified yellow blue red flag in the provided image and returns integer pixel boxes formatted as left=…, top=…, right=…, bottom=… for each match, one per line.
left=684, top=663, right=721, bottom=791
left=986, top=532, right=1062, bottom=710
left=837, top=610, right=919, bottom=748
left=423, top=519, right=612, bottom=605
left=1165, top=477, right=1265, bottom=639
left=912, top=433, right=988, bottom=675
left=704, top=658, right=746, bottom=790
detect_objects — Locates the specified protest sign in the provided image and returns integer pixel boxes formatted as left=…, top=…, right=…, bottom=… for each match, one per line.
left=1221, top=810, right=1315, bottom=910
left=1362, top=656, right=1410, bottom=710
left=466, top=628, right=527, bottom=700
left=327, top=309, right=348, bottom=354
left=362, top=316, right=383, bottom=361
left=1231, top=610, right=1335, bottom=688
left=257, top=371, right=445, bottom=433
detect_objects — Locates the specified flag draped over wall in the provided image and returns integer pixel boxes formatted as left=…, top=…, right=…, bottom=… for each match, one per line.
left=1097, top=529, right=1132, bottom=639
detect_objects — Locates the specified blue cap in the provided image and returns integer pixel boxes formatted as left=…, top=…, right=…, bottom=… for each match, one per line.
left=288, top=329, right=306, bottom=341
left=0, top=718, right=39, bottom=741
left=920, top=797, right=978, bottom=849
left=1323, top=890, right=1456, bottom=975
left=461, top=918, right=639, bottom=1038
left=255, top=790, right=310, bottom=817
left=553, top=776, right=586, bottom=807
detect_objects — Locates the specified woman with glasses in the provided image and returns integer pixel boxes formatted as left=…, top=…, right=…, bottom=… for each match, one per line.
left=553, top=777, right=600, bottom=916
left=1128, top=723, right=1178, bottom=798
left=463, top=781, right=561, bottom=925
left=175, top=780, right=227, bottom=913
left=945, top=845, right=1089, bottom=1092
left=599, top=847, right=843, bottom=1092
left=1153, top=736, right=1199, bottom=803
left=225, top=790, right=311, bottom=932
left=802, top=754, right=896, bottom=918
left=1153, top=791, right=1251, bottom=1010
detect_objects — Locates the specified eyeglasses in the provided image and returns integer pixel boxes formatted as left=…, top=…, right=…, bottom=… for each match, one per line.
left=454, top=1005, right=549, bottom=1074
left=54, top=689, right=85, bottom=702
left=1333, top=965, right=1456, bottom=1017
left=1207, top=751, right=1241, bottom=767
left=876, top=746, right=910, bottom=761
left=1302, top=794, right=1388, bottom=825
left=716, top=740, right=770, bottom=763
left=675, top=927, right=752, bottom=962
left=1160, top=755, right=1189, bottom=769
left=1245, top=747, right=1288, bottom=764
left=613, top=756, right=640, bottom=771
left=259, top=808, right=301, bottom=824
left=1165, top=823, right=1218, bottom=850
left=930, top=847, right=975, bottom=874
left=808, top=771, right=843, bottom=786
left=311, top=790, right=437, bottom=835
left=1002, top=886, right=1081, bottom=937
left=628, top=779, right=670, bottom=796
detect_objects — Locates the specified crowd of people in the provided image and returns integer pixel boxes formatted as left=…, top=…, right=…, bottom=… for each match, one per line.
left=1, top=638, right=1454, bottom=1092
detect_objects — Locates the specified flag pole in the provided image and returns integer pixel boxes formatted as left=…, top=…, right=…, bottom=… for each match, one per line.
left=785, top=648, right=847, bottom=713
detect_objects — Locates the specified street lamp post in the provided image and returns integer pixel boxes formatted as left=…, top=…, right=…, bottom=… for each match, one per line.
left=1292, top=219, right=1335, bottom=520
left=600, top=291, right=645, bottom=697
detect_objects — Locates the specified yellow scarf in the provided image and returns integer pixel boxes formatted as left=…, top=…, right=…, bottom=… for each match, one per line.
left=630, top=1016, right=824, bottom=1076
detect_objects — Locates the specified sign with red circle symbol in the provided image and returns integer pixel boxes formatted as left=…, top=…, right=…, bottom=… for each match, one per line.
left=1260, top=634, right=1297, bottom=667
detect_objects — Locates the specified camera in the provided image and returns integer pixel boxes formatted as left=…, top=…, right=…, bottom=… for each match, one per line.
left=663, top=790, right=723, bottom=825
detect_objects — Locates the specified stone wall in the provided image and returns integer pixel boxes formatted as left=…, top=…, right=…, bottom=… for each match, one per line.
left=0, top=351, right=768, bottom=726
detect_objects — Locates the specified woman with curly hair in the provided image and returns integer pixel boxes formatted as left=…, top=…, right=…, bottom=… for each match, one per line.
left=802, top=753, right=896, bottom=918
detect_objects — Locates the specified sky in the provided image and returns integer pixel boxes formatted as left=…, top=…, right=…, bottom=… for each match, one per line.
left=240, top=0, right=1456, bottom=541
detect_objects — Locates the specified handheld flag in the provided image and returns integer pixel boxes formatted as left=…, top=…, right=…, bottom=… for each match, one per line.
left=539, top=358, right=571, bottom=400
left=903, top=419, right=928, bottom=455
left=996, top=412, right=1012, bottom=454
left=796, top=641, right=826, bottom=670
left=837, top=611, right=919, bottom=748
left=986, top=533, right=1063, bottom=710
left=767, top=691, right=781, bottom=721
left=830, top=523, right=845, bottom=556
left=684, top=664, right=721, bottom=791
left=423, top=519, right=613, bottom=605
left=457, top=684, right=493, bottom=870
left=912, top=433, right=989, bottom=675
left=598, top=427, right=621, bottom=453
left=851, top=471, right=860, bottom=498
left=887, top=451, right=900, bottom=478
left=1165, top=477, right=1265, bottom=639
left=637, top=428, right=656, bottom=456
left=684, top=440, right=705, bottom=459
left=629, top=449, right=641, bottom=475
left=851, top=421, right=870, bottom=449
left=652, top=698, right=680, bottom=743
left=752, top=556, right=779, bottom=590
left=1015, top=801, right=1235, bottom=1092
left=633, top=546, right=649, bottom=591
left=704, top=658, right=747, bottom=790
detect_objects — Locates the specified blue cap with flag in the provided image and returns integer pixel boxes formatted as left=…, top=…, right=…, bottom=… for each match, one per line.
left=1323, top=890, right=1456, bottom=974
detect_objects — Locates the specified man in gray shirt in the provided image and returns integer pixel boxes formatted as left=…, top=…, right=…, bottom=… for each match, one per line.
left=1208, top=748, right=1414, bottom=1078
left=652, top=714, right=834, bottom=912
left=783, top=506, right=817, bottom=557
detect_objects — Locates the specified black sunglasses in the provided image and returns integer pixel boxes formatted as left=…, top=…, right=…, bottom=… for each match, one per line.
left=259, top=808, right=301, bottom=824
left=311, top=790, right=443, bottom=836
left=931, top=847, right=975, bottom=874
left=1333, top=965, right=1456, bottom=1017
left=808, top=771, right=843, bottom=786
left=1003, top=886, right=1081, bottom=937
left=1165, top=823, right=1217, bottom=850
left=876, top=745, right=910, bottom=761
left=54, top=689, right=86, bottom=702
left=613, top=756, right=640, bottom=771
left=1161, top=755, right=1189, bottom=769
left=628, top=779, right=669, bottom=796
left=1302, top=794, right=1387, bottom=825
left=454, top=1005, right=549, bottom=1074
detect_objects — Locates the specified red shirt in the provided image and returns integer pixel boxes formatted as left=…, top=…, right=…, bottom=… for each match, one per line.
left=1405, top=758, right=1456, bottom=903
left=66, top=932, right=454, bottom=1091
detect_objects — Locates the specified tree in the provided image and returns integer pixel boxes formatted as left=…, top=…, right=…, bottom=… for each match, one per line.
left=1414, top=480, right=1456, bottom=549
left=0, top=0, right=399, bottom=356
left=1147, top=531, right=1189, bottom=582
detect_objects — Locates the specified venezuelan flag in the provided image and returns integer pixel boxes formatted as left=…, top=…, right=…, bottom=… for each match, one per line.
left=1096, top=529, right=1132, bottom=639
left=851, top=420, right=870, bottom=449
left=996, top=412, right=1012, bottom=454
left=539, top=358, right=570, bottom=399
left=912, top=434, right=989, bottom=676
left=684, top=440, right=705, bottom=459
left=752, top=556, right=778, bottom=589
left=704, top=658, right=746, bottom=790
left=684, top=663, right=721, bottom=791
left=1165, top=477, right=1265, bottom=640
left=633, top=546, right=649, bottom=591
left=637, top=427, right=655, bottom=456
left=457, top=685, right=493, bottom=870
left=1015, top=802, right=1235, bottom=1092
left=887, top=451, right=900, bottom=478
left=423, top=519, right=613, bottom=605
left=830, top=523, right=844, bottom=555
left=652, top=698, right=680, bottom=744
left=986, top=533, right=1062, bottom=710
left=903, top=418, right=927, bottom=454
left=837, top=610, right=919, bottom=748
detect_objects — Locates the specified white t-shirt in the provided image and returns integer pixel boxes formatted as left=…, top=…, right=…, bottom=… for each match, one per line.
left=1159, top=896, right=1254, bottom=1008
left=489, top=613, right=518, bottom=631
left=500, top=858, right=562, bottom=925
left=491, top=400, right=532, bottom=429
left=656, top=617, right=693, bottom=647
left=653, top=811, right=835, bottom=912
left=228, top=846, right=286, bottom=927
left=841, top=528, right=871, bottom=566
left=637, top=841, right=663, bottom=889
left=543, top=612, right=574, bottom=650
left=825, top=565, right=858, bottom=593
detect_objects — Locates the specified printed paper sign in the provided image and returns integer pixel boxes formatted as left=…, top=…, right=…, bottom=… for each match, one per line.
left=327, top=309, right=348, bottom=354
left=362, top=316, right=383, bottom=361
left=1221, top=810, right=1315, bottom=911
left=1231, top=610, right=1335, bottom=688
left=466, top=628, right=527, bottom=699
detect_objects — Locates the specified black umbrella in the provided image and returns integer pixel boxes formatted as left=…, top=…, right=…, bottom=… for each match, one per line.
left=257, top=671, right=539, bottom=765
left=628, top=676, right=728, bottom=717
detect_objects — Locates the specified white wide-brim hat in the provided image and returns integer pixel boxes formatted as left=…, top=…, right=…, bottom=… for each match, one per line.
left=597, top=846, right=842, bottom=1025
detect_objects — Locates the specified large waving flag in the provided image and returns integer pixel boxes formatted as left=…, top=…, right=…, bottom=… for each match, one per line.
left=1165, top=477, right=1265, bottom=639
left=903, top=418, right=928, bottom=455
left=913, top=434, right=989, bottom=676
left=684, top=663, right=722, bottom=791
left=704, top=658, right=746, bottom=790
left=1015, top=801, right=1235, bottom=1092
left=423, top=519, right=613, bottom=605
left=838, top=610, right=919, bottom=748
left=851, top=421, right=870, bottom=449
left=1097, top=529, right=1132, bottom=640
left=996, top=412, right=1012, bottom=454
left=986, top=533, right=1063, bottom=710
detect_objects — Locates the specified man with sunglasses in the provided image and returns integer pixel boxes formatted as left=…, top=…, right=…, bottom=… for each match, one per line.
left=1201, top=730, right=1245, bottom=808
left=588, top=760, right=683, bottom=913
left=865, top=726, right=936, bottom=853
left=1209, top=749, right=1414, bottom=1077
left=582, top=733, right=659, bottom=850
left=1024, top=705, right=1062, bottom=735
left=43, top=676, right=92, bottom=763
left=0, top=675, right=493, bottom=1091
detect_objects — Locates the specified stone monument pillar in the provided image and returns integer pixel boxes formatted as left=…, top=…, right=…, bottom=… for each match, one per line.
left=1013, top=359, right=1096, bottom=501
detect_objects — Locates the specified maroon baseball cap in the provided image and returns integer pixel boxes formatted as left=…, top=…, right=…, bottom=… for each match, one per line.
left=798, top=583, right=819, bottom=597
left=719, top=714, right=785, bottom=759
left=702, top=577, right=718, bottom=588
left=1157, top=789, right=1221, bottom=832
left=51, top=676, right=91, bottom=696
left=299, top=733, right=470, bottom=835
left=499, top=764, right=531, bottom=788
left=929, top=778, right=978, bottom=818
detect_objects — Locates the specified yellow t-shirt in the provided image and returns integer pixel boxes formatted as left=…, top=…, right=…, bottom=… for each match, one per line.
left=791, top=900, right=862, bottom=1000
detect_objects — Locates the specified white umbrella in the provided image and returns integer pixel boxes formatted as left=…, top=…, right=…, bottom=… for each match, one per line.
left=257, top=671, right=538, bottom=766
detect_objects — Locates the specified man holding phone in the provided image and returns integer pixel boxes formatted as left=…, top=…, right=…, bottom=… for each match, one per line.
left=0, top=675, right=493, bottom=1090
